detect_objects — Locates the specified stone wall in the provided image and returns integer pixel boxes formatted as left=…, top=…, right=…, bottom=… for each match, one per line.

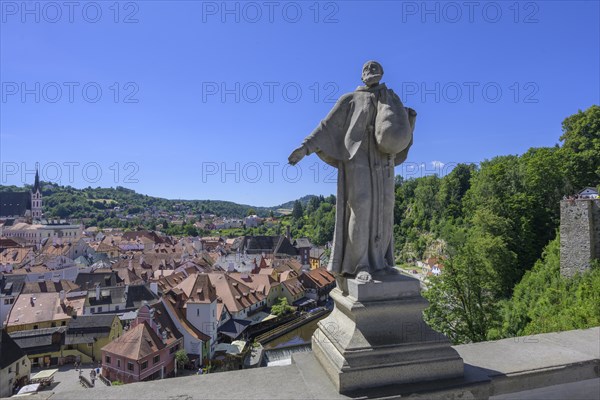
left=592, top=199, right=600, bottom=260
left=560, top=199, right=600, bottom=277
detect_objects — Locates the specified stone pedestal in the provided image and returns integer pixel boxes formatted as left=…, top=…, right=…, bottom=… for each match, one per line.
left=312, top=272, right=465, bottom=393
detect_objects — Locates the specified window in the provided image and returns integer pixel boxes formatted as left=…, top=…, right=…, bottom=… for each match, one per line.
left=8, top=366, right=12, bottom=373
left=61, top=321, right=66, bottom=326
left=105, top=355, right=111, bottom=364
left=127, top=362, right=133, bottom=371
left=117, top=360, right=121, bottom=368
left=153, top=355, right=160, bottom=364
left=196, top=309, right=199, bottom=317
left=115, top=305, right=119, bottom=311
left=141, top=360, right=148, bottom=370
left=98, top=306, right=102, bottom=312
left=33, top=325, right=38, bottom=330
left=90, top=307, right=95, bottom=313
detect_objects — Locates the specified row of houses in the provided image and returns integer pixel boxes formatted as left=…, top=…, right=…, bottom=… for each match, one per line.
left=1, top=230, right=334, bottom=388
left=2, top=268, right=334, bottom=387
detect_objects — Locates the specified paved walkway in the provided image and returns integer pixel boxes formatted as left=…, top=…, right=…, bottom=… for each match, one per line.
left=33, top=363, right=203, bottom=397
left=34, top=363, right=107, bottom=395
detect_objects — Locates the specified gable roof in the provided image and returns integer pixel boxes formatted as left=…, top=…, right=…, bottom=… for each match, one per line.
left=86, top=284, right=158, bottom=309
left=0, top=192, right=31, bottom=217
left=7, top=292, right=84, bottom=327
left=300, top=267, right=335, bottom=289
left=228, top=273, right=279, bottom=297
left=155, top=300, right=210, bottom=342
left=294, top=238, right=312, bottom=248
left=0, top=247, right=34, bottom=265
left=218, top=318, right=252, bottom=340
left=22, top=280, right=80, bottom=294
left=101, top=320, right=165, bottom=360
left=281, top=277, right=305, bottom=297
left=0, top=275, right=26, bottom=296
left=76, top=271, right=122, bottom=290
left=9, top=326, right=66, bottom=353
left=232, top=236, right=298, bottom=257
left=67, top=314, right=118, bottom=332
left=207, top=273, right=265, bottom=313
left=1, top=329, right=27, bottom=369
left=579, top=187, right=599, bottom=195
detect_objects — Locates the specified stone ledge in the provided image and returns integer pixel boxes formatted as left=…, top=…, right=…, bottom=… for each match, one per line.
left=10, top=327, right=599, bottom=400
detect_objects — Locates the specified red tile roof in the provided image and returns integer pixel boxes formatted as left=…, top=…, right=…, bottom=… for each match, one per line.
left=102, top=320, right=165, bottom=360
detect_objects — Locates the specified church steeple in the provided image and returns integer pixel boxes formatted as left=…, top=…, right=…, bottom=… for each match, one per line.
left=31, top=169, right=43, bottom=220
left=33, top=169, right=41, bottom=193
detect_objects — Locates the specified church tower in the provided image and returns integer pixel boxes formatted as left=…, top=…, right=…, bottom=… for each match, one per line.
left=31, top=169, right=43, bottom=220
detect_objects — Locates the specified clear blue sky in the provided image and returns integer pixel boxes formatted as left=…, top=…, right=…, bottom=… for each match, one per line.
left=1, top=1, right=599, bottom=206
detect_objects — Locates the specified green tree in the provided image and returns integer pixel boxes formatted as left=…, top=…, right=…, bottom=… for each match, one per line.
left=175, top=349, right=189, bottom=372
left=423, top=230, right=509, bottom=343
left=184, top=224, right=199, bottom=237
left=271, top=297, right=294, bottom=316
left=292, top=200, right=304, bottom=220
left=559, top=105, right=600, bottom=191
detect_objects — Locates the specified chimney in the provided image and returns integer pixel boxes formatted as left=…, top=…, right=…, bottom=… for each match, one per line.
left=162, top=330, right=167, bottom=343
left=59, top=290, right=66, bottom=305
left=95, top=285, right=101, bottom=301
left=30, top=295, right=35, bottom=306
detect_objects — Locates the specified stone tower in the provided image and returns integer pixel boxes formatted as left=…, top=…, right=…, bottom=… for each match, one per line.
left=30, top=169, right=43, bottom=220
left=560, top=194, right=600, bottom=277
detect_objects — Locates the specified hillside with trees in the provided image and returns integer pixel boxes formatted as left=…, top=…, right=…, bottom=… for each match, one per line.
left=416, top=105, right=600, bottom=343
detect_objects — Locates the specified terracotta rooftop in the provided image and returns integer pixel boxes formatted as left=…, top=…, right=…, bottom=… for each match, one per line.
left=302, top=267, right=335, bottom=288
left=101, top=320, right=165, bottom=360
left=7, top=292, right=84, bottom=327
left=208, top=273, right=265, bottom=313
left=229, top=273, right=279, bottom=297
left=281, top=277, right=305, bottom=297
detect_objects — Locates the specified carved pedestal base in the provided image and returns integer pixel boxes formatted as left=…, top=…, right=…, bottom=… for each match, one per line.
left=312, top=273, right=465, bottom=394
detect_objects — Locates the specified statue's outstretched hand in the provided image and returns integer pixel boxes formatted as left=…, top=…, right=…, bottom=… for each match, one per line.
left=288, top=145, right=307, bottom=165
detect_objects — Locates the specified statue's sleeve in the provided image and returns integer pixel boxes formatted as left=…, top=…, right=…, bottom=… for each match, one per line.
left=394, top=105, right=416, bottom=166
left=302, top=94, right=354, bottom=167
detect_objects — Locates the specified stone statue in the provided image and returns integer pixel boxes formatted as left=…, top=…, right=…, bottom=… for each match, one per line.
left=288, top=61, right=416, bottom=283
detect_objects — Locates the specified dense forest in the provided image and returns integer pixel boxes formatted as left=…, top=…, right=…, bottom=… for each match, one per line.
left=411, top=105, right=599, bottom=343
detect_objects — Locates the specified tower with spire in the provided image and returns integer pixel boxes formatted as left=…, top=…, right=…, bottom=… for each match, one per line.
left=31, top=169, right=43, bottom=220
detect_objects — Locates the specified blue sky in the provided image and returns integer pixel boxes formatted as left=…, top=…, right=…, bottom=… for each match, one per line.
left=1, top=1, right=599, bottom=206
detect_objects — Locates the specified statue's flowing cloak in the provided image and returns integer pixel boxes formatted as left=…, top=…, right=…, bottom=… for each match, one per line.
left=303, top=83, right=416, bottom=275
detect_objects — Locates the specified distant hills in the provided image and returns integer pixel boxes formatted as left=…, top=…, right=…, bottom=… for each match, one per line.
left=0, top=182, right=320, bottom=220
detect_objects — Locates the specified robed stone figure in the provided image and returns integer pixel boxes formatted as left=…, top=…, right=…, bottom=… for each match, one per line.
left=289, top=61, right=416, bottom=283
